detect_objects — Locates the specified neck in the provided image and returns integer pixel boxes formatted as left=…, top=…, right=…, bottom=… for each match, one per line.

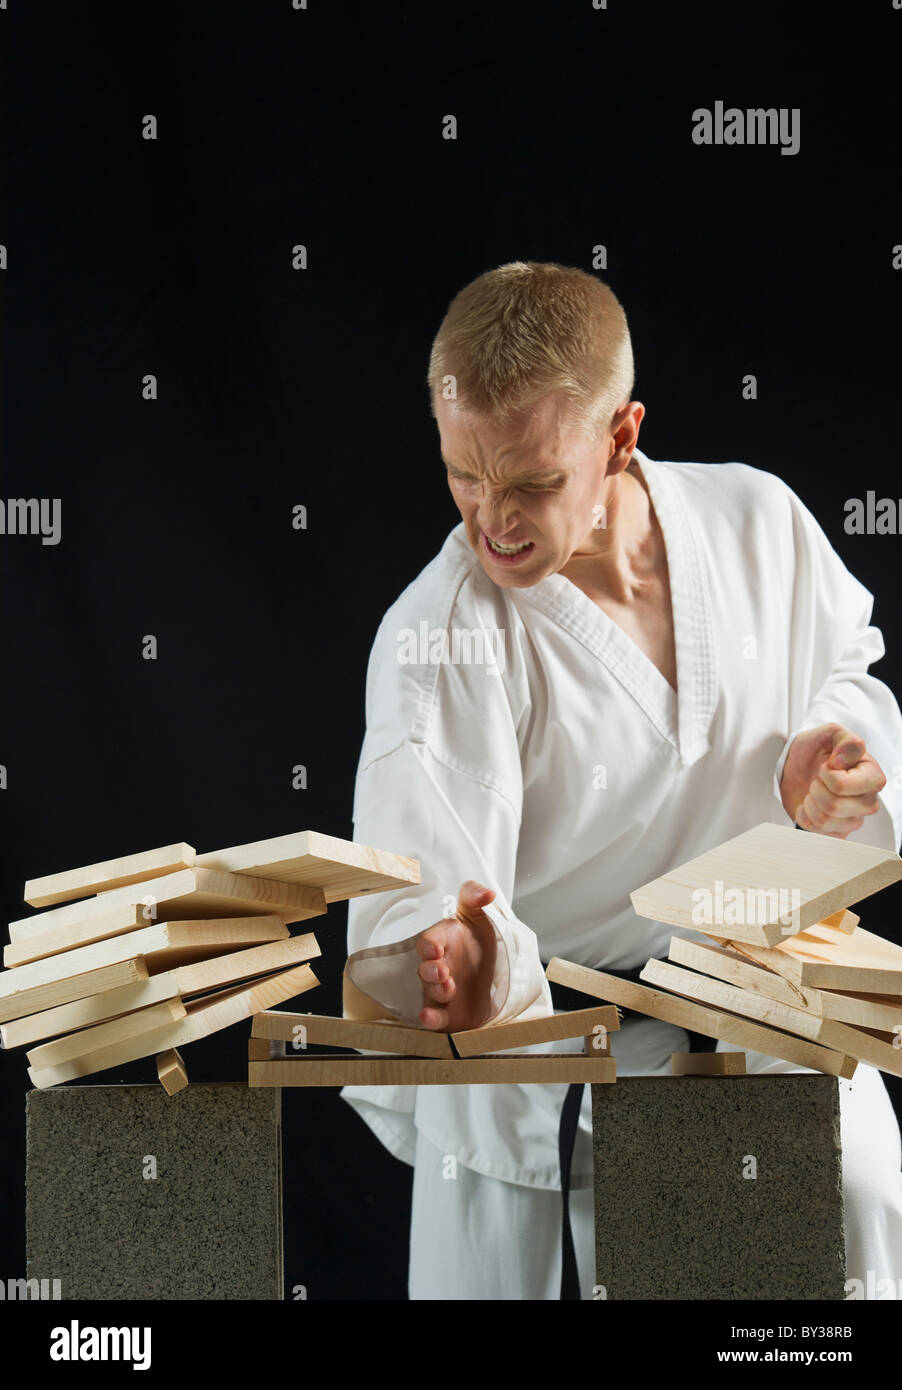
left=559, top=466, right=657, bottom=602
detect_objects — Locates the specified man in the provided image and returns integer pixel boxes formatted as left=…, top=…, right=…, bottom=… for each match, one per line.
left=340, top=261, right=902, bottom=1299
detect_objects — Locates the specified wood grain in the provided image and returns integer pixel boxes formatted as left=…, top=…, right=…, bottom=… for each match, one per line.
left=247, top=1053, right=617, bottom=1086
left=24, top=843, right=197, bottom=909
left=198, top=829, right=420, bottom=903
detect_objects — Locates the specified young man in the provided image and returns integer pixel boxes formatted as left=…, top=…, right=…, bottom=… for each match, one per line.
left=340, top=261, right=902, bottom=1299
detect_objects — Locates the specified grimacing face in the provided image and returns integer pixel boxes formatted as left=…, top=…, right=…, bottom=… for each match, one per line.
left=435, top=388, right=623, bottom=588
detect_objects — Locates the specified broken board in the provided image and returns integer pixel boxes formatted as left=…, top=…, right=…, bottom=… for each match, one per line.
left=252, top=1010, right=455, bottom=1058
left=630, top=822, right=902, bottom=946
left=248, top=1050, right=617, bottom=1086
left=719, top=921, right=902, bottom=994
left=7, top=867, right=326, bottom=944
left=197, top=829, right=420, bottom=903
left=545, top=957, right=858, bottom=1079
left=24, top=842, right=197, bottom=909
left=451, top=1005, right=620, bottom=1057
left=27, top=962, right=320, bottom=1088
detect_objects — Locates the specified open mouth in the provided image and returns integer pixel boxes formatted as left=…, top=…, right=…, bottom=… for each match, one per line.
left=482, top=532, right=535, bottom=563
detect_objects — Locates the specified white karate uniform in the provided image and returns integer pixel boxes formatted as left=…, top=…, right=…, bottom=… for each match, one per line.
left=340, top=446, right=902, bottom=1299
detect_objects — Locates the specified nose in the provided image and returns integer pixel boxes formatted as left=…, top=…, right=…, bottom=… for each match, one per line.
left=477, top=486, right=519, bottom=537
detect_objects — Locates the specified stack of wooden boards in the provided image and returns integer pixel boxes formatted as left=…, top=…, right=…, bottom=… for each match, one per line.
left=2, top=831, right=420, bottom=1091
left=548, top=822, right=902, bottom=1080
left=246, top=1005, right=619, bottom=1086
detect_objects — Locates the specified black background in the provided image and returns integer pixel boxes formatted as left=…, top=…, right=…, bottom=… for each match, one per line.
left=2, top=0, right=901, bottom=1304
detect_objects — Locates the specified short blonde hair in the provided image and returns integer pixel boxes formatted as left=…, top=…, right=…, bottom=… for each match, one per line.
left=426, top=261, right=635, bottom=438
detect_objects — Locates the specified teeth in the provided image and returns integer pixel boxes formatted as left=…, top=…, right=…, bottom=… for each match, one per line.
left=487, top=536, right=531, bottom=554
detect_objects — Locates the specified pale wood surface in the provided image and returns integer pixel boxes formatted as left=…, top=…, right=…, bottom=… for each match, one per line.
left=451, top=1005, right=620, bottom=1057
left=5, top=903, right=148, bottom=967
left=669, top=936, right=902, bottom=1030
left=156, top=1048, right=188, bottom=1096
left=247, top=1053, right=618, bottom=1086
left=9, top=867, right=326, bottom=942
left=27, top=998, right=188, bottom=1069
left=630, top=822, right=902, bottom=945
left=198, top=829, right=420, bottom=903
left=24, top=843, right=197, bottom=909
left=1, top=918, right=288, bottom=996
left=27, top=962, right=319, bottom=1088
left=671, top=1051, right=747, bottom=1075
left=252, top=1009, right=454, bottom=1057
left=0, top=934, right=320, bottom=1047
left=0, top=958, right=150, bottom=1025
left=545, top=957, right=858, bottom=1078
left=720, top=921, right=902, bottom=994
left=641, top=957, right=902, bottom=1078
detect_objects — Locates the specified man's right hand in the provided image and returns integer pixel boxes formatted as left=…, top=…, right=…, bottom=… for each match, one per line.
left=416, top=880, right=498, bottom=1031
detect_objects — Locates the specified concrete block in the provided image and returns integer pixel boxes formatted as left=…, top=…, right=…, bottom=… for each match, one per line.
left=26, top=1082, right=282, bottom=1300
left=591, top=1074, right=845, bottom=1299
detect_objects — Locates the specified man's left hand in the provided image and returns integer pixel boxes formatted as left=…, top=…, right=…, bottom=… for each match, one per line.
left=779, top=722, right=886, bottom=838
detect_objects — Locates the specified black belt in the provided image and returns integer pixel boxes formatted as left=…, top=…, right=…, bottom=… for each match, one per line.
left=550, top=958, right=717, bottom=1301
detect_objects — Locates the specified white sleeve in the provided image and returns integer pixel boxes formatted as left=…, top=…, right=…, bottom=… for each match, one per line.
left=344, top=738, right=552, bottom=1028
left=772, top=483, right=902, bottom=851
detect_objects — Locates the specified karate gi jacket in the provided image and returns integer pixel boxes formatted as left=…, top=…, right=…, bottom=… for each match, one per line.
left=340, top=446, right=902, bottom=1189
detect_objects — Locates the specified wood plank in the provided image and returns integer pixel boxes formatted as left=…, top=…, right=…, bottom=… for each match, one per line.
left=630, top=822, right=902, bottom=946
left=0, top=934, right=319, bottom=1047
left=672, top=1051, right=747, bottom=1075
left=669, top=936, right=902, bottom=1030
left=247, top=1053, right=618, bottom=1087
left=27, top=963, right=320, bottom=1088
left=641, top=958, right=902, bottom=1079
left=156, top=1049, right=188, bottom=1096
left=8, top=867, right=326, bottom=943
left=24, top=843, right=197, bottom=909
left=248, top=1036, right=278, bottom=1061
left=452, top=1005, right=620, bottom=1057
left=197, top=829, right=420, bottom=903
left=0, top=958, right=150, bottom=1026
left=252, top=1010, right=454, bottom=1057
left=545, top=957, right=858, bottom=1078
left=720, top=925, right=902, bottom=994
left=4, top=902, right=148, bottom=967
left=0, top=974, right=180, bottom=1049
left=27, top=998, right=188, bottom=1069
left=0, top=918, right=289, bottom=999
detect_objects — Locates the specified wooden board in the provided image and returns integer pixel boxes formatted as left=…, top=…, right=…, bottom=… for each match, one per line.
left=0, top=933, right=320, bottom=1048
left=4, top=902, right=148, bottom=967
left=247, top=1053, right=617, bottom=1087
left=0, top=917, right=289, bottom=1001
left=669, top=936, right=902, bottom=1031
left=719, top=922, right=902, bottom=994
left=0, top=958, right=150, bottom=1026
left=27, top=998, right=188, bottom=1069
left=452, top=1005, right=620, bottom=1057
left=545, top=957, right=858, bottom=1079
left=197, top=829, right=420, bottom=903
left=252, top=1010, right=454, bottom=1058
left=630, top=822, right=902, bottom=946
left=24, top=843, right=197, bottom=909
left=641, top=957, right=902, bottom=1078
left=8, top=867, right=326, bottom=944
left=27, top=962, right=320, bottom=1088
left=157, top=1048, right=188, bottom=1096
left=672, top=1051, right=747, bottom=1075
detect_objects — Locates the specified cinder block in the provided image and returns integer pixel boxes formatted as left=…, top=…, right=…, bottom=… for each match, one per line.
left=591, top=1074, right=845, bottom=1299
left=26, top=1083, right=282, bottom=1300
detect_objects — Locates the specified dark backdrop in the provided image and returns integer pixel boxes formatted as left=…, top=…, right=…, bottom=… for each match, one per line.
left=2, top=0, right=901, bottom=1301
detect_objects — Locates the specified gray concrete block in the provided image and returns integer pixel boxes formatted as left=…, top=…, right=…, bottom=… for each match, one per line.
left=591, top=1074, right=845, bottom=1300
left=26, top=1083, right=282, bottom=1300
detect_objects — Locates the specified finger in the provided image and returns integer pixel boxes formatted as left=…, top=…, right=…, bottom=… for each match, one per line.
left=417, top=958, right=451, bottom=985
left=818, top=755, right=886, bottom=798
left=796, top=799, right=865, bottom=837
left=826, top=729, right=867, bottom=770
left=416, top=925, right=449, bottom=960
left=457, top=879, right=496, bottom=920
left=422, top=974, right=456, bottom=1004
left=419, top=1003, right=451, bottom=1030
left=806, top=777, right=882, bottom=822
